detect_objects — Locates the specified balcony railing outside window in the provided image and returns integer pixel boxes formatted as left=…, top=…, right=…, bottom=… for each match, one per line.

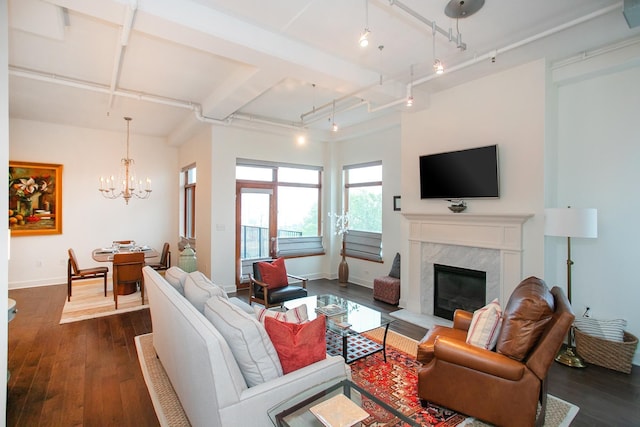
left=240, top=225, right=301, bottom=259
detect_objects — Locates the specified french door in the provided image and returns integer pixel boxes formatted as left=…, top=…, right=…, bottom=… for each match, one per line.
left=235, top=182, right=277, bottom=288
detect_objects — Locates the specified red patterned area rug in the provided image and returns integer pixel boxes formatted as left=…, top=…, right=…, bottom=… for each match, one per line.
left=350, top=346, right=466, bottom=426
left=351, top=330, right=579, bottom=427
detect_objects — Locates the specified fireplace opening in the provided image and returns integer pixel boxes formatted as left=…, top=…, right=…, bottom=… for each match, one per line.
left=434, top=264, right=486, bottom=320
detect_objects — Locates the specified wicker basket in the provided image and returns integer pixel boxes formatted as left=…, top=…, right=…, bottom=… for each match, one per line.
left=574, top=328, right=638, bottom=374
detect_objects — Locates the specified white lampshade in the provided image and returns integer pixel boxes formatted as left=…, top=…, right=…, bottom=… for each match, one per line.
left=544, top=208, right=598, bottom=238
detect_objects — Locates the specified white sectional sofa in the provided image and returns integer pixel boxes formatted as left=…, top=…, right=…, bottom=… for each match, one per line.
left=143, top=266, right=350, bottom=427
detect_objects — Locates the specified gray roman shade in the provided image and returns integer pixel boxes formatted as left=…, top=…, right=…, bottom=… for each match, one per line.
left=277, top=236, right=324, bottom=257
left=343, top=230, right=382, bottom=262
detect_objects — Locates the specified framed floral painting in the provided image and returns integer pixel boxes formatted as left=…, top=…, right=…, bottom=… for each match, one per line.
left=9, top=161, right=63, bottom=236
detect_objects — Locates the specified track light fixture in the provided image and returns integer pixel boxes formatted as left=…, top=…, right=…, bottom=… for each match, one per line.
left=406, top=64, right=414, bottom=107
left=434, top=59, right=444, bottom=74
left=432, top=23, right=444, bottom=74
left=359, top=0, right=370, bottom=47
left=359, top=29, right=370, bottom=47
left=331, top=100, right=338, bottom=132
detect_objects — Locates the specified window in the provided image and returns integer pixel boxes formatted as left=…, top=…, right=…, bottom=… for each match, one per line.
left=182, top=164, right=196, bottom=239
left=236, top=160, right=323, bottom=258
left=344, top=162, right=382, bottom=262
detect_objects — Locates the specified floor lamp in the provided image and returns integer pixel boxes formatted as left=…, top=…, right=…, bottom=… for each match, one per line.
left=545, top=206, right=598, bottom=368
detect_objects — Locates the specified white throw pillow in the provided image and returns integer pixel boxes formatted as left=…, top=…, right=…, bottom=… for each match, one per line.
left=204, top=296, right=283, bottom=387
left=573, top=317, right=627, bottom=342
left=254, top=304, right=309, bottom=324
left=466, top=299, right=503, bottom=350
left=164, top=266, right=188, bottom=295
left=184, top=271, right=227, bottom=313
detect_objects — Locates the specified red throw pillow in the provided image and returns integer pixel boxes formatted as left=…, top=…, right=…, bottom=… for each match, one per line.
left=264, top=316, right=326, bottom=374
left=257, top=258, right=289, bottom=289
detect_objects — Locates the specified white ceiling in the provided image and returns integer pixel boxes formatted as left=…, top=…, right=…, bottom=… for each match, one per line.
left=8, top=0, right=640, bottom=143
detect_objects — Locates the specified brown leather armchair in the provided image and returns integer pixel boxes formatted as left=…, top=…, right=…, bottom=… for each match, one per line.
left=417, top=277, right=574, bottom=427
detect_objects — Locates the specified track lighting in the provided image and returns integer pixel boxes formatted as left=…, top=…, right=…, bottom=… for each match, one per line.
left=406, top=64, right=414, bottom=107
left=359, top=29, right=370, bottom=47
left=434, top=59, right=444, bottom=74
left=406, top=96, right=414, bottom=107
left=359, top=0, right=370, bottom=48
left=331, top=100, right=338, bottom=132
left=432, top=23, right=444, bottom=74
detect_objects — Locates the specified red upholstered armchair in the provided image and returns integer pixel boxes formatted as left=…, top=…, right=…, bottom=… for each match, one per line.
left=248, top=258, right=307, bottom=308
left=417, top=277, right=574, bottom=427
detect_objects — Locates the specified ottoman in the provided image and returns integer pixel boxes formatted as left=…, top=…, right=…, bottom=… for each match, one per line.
left=373, top=275, right=400, bottom=305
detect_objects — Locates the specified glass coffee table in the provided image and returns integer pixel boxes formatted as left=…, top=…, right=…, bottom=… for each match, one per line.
left=284, top=294, right=394, bottom=364
left=268, top=378, right=420, bottom=426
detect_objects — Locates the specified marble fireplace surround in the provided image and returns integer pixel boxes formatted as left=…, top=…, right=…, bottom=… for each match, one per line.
left=401, top=213, right=533, bottom=316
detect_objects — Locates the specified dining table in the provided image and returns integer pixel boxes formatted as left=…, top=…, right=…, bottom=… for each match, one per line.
left=91, top=245, right=160, bottom=262
left=92, top=245, right=160, bottom=295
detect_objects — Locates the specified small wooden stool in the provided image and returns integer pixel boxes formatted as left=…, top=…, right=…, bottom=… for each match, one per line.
left=373, top=275, right=400, bottom=305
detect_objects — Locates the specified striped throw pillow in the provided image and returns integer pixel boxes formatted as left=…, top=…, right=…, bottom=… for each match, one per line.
left=254, top=304, right=309, bottom=324
left=466, top=299, right=503, bottom=350
left=573, top=317, right=626, bottom=342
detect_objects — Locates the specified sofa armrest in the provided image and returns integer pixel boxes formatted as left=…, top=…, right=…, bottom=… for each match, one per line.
left=434, top=336, right=525, bottom=381
left=453, top=309, right=473, bottom=331
left=229, top=297, right=255, bottom=315
left=220, top=355, right=349, bottom=425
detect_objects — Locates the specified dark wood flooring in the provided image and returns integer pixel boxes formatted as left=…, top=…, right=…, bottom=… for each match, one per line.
left=7, top=279, right=639, bottom=426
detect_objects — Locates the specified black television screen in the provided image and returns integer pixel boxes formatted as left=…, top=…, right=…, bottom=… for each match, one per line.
left=420, top=145, right=499, bottom=199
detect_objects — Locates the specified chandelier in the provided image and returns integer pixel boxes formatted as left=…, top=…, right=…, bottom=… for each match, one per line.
left=99, top=117, right=151, bottom=204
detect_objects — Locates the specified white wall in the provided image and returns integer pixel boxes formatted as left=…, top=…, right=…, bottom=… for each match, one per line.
left=333, top=126, right=403, bottom=287
left=8, top=119, right=179, bottom=288
left=179, top=126, right=212, bottom=278
left=1, top=0, right=10, bottom=418
left=548, top=48, right=640, bottom=364
left=400, top=60, right=547, bottom=298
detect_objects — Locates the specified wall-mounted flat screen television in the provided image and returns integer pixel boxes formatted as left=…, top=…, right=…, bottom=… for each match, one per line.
left=419, top=145, right=499, bottom=199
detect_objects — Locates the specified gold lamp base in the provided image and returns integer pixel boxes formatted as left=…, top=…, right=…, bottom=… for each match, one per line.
left=555, top=345, right=586, bottom=368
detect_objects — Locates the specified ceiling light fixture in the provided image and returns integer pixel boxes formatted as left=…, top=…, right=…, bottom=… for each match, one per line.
left=331, top=100, right=338, bottom=132
left=99, top=117, right=152, bottom=204
left=406, top=64, right=414, bottom=107
left=432, top=23, right=444, bottom=74
left=359, top=0, right=370, bottom=47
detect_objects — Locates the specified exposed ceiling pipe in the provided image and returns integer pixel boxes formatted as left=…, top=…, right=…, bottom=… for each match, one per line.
left=368, top=97, right=405, bottom=113
left=108, top=0, right=138, bottom=110
left=411, top=2, right=621, bottom=89
left=302, top=99, right=369, bottom=126
left=232, top=113, right=304, bottom=130
left=10, top=65, right=197, bottom=112
left=193, top=106, right=231, bottom=125
left=384, top=1, right=623, bottom=114
left=10, top=65, right=301, bottom=131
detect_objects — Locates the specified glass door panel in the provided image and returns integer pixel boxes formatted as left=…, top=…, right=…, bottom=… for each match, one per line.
left=236, top=185, right=275, bottom=287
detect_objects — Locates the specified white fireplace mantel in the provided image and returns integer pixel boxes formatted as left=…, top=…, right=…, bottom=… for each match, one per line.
left=401, top=212, right=533, bottom=313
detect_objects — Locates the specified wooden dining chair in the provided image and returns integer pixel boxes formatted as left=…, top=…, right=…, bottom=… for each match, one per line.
left=112, top=252, right=145, bottom=309
left=145, top=242, right=170, bottom=272
left=67, top=248, right=109, bottom=302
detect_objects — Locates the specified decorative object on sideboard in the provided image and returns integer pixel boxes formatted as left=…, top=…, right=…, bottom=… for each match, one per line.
left=178, top=243, right=197, bottom=273
left=9, top=161, right=63, bottom=236
left=545, top=206, right=598, bottom=368
left=98, top=117, right=152, bottom=205
left=329, top=212, right=350, bottom=286
left=447, top=199, right=467, bottom=213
